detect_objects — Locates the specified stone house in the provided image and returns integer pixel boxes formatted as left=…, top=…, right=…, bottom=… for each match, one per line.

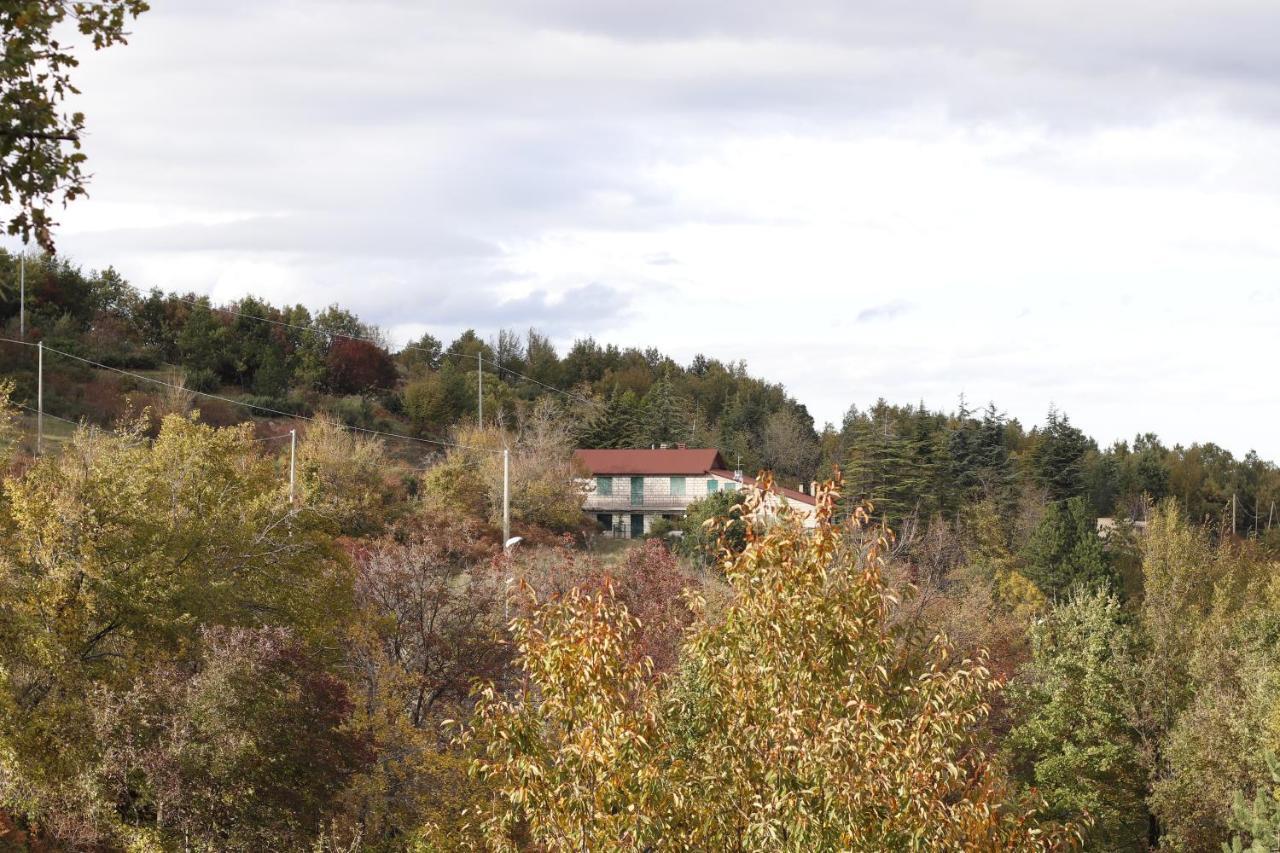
left=574, top=447, right=817, bottom=538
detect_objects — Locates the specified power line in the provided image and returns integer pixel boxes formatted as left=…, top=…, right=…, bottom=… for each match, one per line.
left=10, top=397, right=417, bottom=462
left=0, top=336, right=494, bottom=454
left=249, top=432, right=293, bottom=443
left=485, top=357, right=594, bottom=405
left=13, top=400, right=78, bottom=428
left=164, top=293, right=595, bottom=405
left=166, top=293, right=432, bottom=353
left=1, top=339, right=509, bottom=520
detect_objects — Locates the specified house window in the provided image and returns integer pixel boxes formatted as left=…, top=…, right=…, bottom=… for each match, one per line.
left=597, top=476, right=613, bottom=496
left=707, top=479, right=718, bottom=494
left=670, top=476, right=686, bottom=498
left=631, top=476, right=645, bottom=506
left=723, top=482, right=736, bottom=493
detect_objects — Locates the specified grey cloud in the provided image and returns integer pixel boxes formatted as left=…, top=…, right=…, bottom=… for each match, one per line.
left=76, top=0, right=1280, bottom=252
left=41, top=0, right=1280, bottom=463
left=379, top=282, right=637, bottom=340
left=855, top=300, right=913, bottom=323
left=66, top=214, right=500, bottom=261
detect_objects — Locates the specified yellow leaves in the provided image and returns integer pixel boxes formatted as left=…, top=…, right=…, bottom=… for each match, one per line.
left=994, top=568, right=1047, bottom=622
left=449, top=477, right=1078, bottom=851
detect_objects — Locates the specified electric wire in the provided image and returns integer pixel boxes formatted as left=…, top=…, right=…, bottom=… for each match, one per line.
left=0, top=335, right=495, bottom=453
left=165, top=293, right=595, bottom=405
left=13, top=400, right=79, bottom=427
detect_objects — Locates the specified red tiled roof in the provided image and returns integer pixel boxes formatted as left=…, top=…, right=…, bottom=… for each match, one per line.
left=710, top=469, right=816, bottom=506
left=574, top=448, right=726, bottom=476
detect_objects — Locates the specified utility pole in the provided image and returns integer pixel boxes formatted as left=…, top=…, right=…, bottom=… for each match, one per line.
left=289, top=429, right=297, bottom=504
left=18, top=246, right=24, bottom=339
left=502, top=447, right=512, bottom=621
left=1232, top=492, right=1237, bottom=536
left=477, top=351, right=483, bottom=428
left=36, top=340, right=42, bottom=454
left=1269, top=501, right=1275, bottom=531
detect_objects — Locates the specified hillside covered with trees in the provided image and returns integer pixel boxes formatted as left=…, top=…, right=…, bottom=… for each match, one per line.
left=2, top=249, right=1278, bottom=540
left=3, top=252, right=1280, bottom=850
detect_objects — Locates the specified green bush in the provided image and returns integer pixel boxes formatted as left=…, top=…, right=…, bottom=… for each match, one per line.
left=675, top=489, right=748, bottom=568
left=327, top=394, right=375, bottom=429
left=240, top=395, right=311, bottom=417
left=184, top=367, right=220, bottom=394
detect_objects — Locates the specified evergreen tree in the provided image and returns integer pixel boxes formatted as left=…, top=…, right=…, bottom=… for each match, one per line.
left=253, top=347, right=290, bottom=397
left=843, top=405, right=927, bottom=523
left=1006, top=589, right=1148, bottom=850
left=229, top=296, right=283, bottom=390
left=1085, top=446, right=1121, bottom=518
left=1031, top=409, right=1093, bottom=501
left=1021, top=496, right=1115, bottom=599
left=577, top=386, right=643, bottom=449
left=903, top=403, right=947, bottom=517
left=176, top=301, right=228, bottom=380
left=636, top=372, right=692, bottom=447
left=975, top=404, right=1017, bottom=503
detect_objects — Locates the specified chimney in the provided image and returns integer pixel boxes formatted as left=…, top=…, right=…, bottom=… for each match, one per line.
left=799, top=483, right=807, bottom=495
left=659, top=443, right=670, bottom=450
left=810, top=480, right=818, bottom=496
left=676, top=443, right=687, bottom=450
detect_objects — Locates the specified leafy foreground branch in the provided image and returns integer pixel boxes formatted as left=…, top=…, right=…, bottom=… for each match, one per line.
left=449, top=476, right=1083, bottom=851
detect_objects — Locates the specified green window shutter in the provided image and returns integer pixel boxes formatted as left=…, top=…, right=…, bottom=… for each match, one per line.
left=670, top=476, right=686, bottom=497
left=597, top=476, right=613, bottom=496
left=707, top=479, right=718, bottom=494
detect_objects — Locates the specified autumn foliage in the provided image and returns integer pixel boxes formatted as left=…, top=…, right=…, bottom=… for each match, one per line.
left=456, top=476, right=1081, bottom=850
left=326, top=337, right=399, bottom=394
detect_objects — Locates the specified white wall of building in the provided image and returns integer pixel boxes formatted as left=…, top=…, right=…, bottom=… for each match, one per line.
left=583, top=472, right=815, bottom=535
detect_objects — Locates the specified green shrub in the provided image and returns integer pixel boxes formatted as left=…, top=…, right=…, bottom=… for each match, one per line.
left=327, top=394, right=375, bottom=429
left=184, top=367, right=220, bottom=394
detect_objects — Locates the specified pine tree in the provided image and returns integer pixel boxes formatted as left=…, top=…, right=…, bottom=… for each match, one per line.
left=636, top=373, right=692, bottom=447
left=577, top=386, right=643, bottom=448
left=1021, top=496, right=1115, bottom=599
left=1032, top=409, right=1093, bottom=501
left=844, top=406, right=924, bottom=523
left=951, top=402, right=1019, bottom=512
left=1006, top=589, right=1148, bottom=848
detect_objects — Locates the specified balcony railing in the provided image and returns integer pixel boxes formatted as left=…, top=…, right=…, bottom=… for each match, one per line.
left=583, top=494, right=693, bottom=512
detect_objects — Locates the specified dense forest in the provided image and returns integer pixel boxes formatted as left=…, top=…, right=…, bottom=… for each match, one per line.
left=3, top=251, right=1280, bottom=850
left=2, top=249, right=1277, bottom=538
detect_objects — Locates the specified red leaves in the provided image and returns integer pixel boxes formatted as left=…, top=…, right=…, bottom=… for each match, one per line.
left=325, top=338, right=397, bottom=395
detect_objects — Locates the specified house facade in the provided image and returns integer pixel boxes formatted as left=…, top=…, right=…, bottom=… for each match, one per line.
left=574, top=447, right=817, bottom=538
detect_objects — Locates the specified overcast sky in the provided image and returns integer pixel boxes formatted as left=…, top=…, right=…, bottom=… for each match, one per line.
left=30, top=0, right=1280, bottom=457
